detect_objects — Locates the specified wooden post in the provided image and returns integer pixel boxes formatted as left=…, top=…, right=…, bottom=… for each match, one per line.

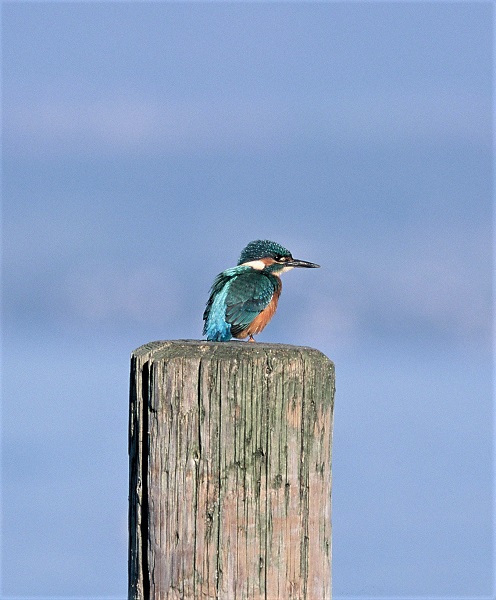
left=129, top=340, right=334, bottom=600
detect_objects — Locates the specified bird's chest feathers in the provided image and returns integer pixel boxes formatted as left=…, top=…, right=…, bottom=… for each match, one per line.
left=240, top=279, right=282, bottom=337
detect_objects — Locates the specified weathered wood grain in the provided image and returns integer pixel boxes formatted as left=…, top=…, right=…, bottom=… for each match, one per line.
left=129, top=340, right=334, bottom=600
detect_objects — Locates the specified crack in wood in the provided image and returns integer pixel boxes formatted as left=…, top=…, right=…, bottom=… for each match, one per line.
left=129, top=340, right=334, bottom=600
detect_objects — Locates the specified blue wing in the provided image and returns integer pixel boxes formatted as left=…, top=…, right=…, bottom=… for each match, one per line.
left=203, top=267, right=278, bottom=341
left=225, top=272, right=278, bottom=337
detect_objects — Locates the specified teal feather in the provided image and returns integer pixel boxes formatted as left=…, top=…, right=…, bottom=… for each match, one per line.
left=238, top=240, right=291, bottom=264
left=225, top=271, right=279, bottom=337
left=203, top=239, right=319, bottom=341
left=203, top=266, right=279, bottom=341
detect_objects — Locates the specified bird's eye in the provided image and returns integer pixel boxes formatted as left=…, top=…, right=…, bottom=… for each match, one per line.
left=273, top=254, right=283, bottom=262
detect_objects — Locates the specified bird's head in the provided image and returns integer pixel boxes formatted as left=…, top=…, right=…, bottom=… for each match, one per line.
left=238, top=240, right=320, bottom=275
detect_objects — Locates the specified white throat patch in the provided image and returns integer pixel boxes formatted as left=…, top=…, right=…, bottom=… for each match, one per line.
left=241, top=260, right=266, bottom=271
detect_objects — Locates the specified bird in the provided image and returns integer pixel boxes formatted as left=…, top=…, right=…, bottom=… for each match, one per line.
left=203, top=239, right=320, bottom=342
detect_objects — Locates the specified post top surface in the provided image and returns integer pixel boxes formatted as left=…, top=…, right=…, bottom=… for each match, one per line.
left=132, top=339, right=333, bottom=366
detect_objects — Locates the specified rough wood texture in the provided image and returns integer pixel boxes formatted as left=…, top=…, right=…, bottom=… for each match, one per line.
left=129, top=340, right=334, bottom=600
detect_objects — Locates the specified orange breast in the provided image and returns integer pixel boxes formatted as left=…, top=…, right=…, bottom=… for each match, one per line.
left=234, top=283, right=282, bottom=339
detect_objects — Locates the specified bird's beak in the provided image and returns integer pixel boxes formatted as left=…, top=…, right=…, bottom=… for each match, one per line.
left=286, top=258, right=320, bottom=268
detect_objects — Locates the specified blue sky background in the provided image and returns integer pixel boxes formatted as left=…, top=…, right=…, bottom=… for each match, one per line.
left=2, top=2, right=493, bottom=598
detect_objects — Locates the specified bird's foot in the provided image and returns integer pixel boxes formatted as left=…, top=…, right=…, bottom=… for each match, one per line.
left=248, top=335, right=256, bottom=343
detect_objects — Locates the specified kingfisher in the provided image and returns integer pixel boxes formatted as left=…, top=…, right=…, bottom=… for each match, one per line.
left=203, top=240, right=320, bottom=342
